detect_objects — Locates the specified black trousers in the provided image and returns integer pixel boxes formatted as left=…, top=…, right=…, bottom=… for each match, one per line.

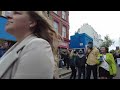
left=63, top=59, right=67, bottom=66
left=70, top=66, right=77, bottom=79
left=66, top=59, right=70, bottom=69
left=77, top=66, right=85, bottom=79
left=86, top=64, right=98, bottom=79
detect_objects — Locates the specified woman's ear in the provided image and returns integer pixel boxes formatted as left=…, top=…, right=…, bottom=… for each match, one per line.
left=29, top=20, right=37, bottom=28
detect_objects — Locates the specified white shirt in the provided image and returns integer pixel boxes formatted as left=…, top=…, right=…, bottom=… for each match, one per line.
left=100, top=55, right=109, bottom=71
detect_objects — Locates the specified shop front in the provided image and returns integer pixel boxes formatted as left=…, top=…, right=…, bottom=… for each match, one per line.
left=58, top=39, right=70, bottom=55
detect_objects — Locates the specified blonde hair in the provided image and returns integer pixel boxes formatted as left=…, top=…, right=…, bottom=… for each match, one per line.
left=27, top=11, right=59, bottom=78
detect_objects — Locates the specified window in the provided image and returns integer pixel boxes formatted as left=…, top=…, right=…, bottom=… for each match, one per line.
left=53, top=11, right=58, bottom=14
left=53, top=21, right=59, bottom=33
left=62, top=11, right=66, bottom=20
left=62, top=26, right=67, bottom=38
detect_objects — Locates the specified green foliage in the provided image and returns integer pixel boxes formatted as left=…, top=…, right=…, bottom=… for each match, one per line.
left=110, top=49, right=115, bottom=54
left=101, top=35, right=114, bottom=48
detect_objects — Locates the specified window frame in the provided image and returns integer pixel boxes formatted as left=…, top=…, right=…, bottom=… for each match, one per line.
left=53, top=20, right=59, bottom=33
left=62, top=25, right=67, bottom=38
left=62, top=11, right=66, bottom=20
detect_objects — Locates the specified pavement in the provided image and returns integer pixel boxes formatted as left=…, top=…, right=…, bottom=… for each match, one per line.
left=114, top=66, right=120, bottom=79
left=58, top=67, right=71, bottom=79
left=61, top=66, right=120, bottom=79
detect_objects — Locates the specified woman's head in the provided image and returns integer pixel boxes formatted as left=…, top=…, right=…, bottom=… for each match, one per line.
left=100, top=47, right=109, bottom=54
left=5, top=11, right=58, bottom=48
left=5, top=11, right=34, bottom=37
left=5, top=11, right=59, bottom=60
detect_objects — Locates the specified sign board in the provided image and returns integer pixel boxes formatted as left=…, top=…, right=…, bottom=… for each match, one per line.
left=80, top=43, right=83, bottom=46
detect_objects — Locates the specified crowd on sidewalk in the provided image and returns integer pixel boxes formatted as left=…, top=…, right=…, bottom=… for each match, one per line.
left=58, top=42, right=118, bottom=79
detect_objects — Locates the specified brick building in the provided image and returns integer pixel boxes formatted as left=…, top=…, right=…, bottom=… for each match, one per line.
left=49, top=11, right=69, bottom=49
left=27, top=11, right=70, bottom=49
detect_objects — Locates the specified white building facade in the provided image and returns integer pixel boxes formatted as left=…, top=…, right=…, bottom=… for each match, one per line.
left=77, top=23, right=102, bottom=48
left=119, top=37, right=120, bottom=48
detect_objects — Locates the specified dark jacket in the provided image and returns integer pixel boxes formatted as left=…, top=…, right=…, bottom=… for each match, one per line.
left=75, top=55, right=86, bottom=67
left=0, top=48, right=6, bottom=58
left=0, top=49, right=3, bottom=58
left=70, top=55, right=77, bottom=67
left=62, top=53, right=69, bottom=60
left=113, top=52, right=120, bottom=63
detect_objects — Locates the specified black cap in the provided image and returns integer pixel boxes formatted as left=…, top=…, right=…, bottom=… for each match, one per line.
left=88, top=42, right=93, bottom=49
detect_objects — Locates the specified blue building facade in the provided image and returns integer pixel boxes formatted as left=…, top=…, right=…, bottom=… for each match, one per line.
left=0, top=16, right=16, bottom=41
left=69, top=33, right=93, bottom=51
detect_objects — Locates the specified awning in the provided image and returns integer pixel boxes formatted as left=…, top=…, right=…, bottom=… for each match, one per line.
left=0, top=16, right=16, bottom=41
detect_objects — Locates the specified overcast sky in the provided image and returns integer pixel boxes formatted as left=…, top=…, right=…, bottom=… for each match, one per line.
left=69, top=11, right=120, bottom=50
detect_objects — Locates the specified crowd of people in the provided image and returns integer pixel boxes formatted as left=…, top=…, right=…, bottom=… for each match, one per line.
left=0, top=41, right=16, bottom=58
left=59, top=42, right=117, bottom=79
left=0, top=42, right=9, bottom=58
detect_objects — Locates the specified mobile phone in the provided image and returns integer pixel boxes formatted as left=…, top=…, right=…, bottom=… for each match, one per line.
left=99, top=56, right=103, bottom=61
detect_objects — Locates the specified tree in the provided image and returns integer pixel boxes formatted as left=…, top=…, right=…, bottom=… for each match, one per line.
left=101, top=35, right=114, bottom=48
left=110, top=49, right=115, bottom=54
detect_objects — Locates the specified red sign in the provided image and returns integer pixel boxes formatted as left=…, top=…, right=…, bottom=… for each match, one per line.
left=59, top=41, right=69, bottom=48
